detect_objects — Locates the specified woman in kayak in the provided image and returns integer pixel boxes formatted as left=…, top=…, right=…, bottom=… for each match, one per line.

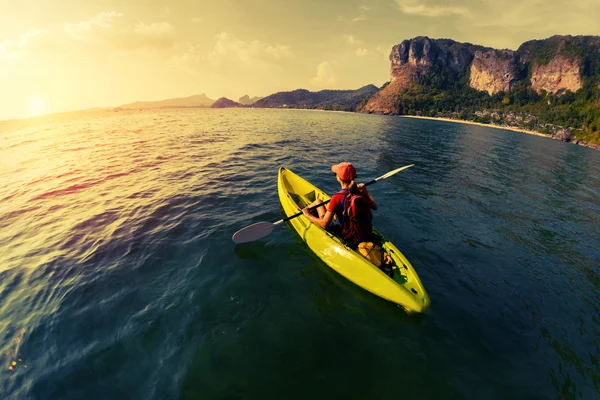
left=302, top=162, right=377, bottom=240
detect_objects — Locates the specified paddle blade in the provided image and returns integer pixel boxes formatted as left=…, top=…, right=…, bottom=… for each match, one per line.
left=376, top=164, right=414, bottom=181
left=232, top=221, right=276, bottom=244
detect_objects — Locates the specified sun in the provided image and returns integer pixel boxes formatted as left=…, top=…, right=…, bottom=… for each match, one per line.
left=29, top=97, right=46, bottom=116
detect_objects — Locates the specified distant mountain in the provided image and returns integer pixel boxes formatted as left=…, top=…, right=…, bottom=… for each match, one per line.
left=120, top=94, right=215, bottom=109
left=211, top=97, right=242, bottom=108
left=253, top=85, right=379, bottom=111
left=238, top=95, right=264, bottom=105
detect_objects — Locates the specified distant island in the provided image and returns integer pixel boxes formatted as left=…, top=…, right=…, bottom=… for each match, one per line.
left=211, top=97, right=242, bottom=108
left=115, top=93, right=265, bottom=110
left=116, top=86, right=379, bottom=113
left=252, top=85, right=379, bottom=111
left=109, top=34, right=600, bottom=150
left=119, top=93, right=216, bottom=109
left=238, top=95, right=263, bottom=105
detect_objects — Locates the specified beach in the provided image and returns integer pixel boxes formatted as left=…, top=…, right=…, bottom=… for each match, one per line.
left=400, top=115, right=551, bottom=138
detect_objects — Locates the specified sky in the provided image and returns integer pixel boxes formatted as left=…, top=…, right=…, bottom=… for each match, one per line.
left=1, top=0, right=599, bottom=120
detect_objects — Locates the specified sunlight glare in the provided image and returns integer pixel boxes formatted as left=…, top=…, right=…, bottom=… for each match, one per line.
left=29, top=97, right=46, bottom=116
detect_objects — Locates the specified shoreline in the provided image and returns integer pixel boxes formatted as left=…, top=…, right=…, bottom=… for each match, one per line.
left=399, top=115, right=551, bottom=138
left=398, top=115, right=600, bottom=151
left=249, top=111, right=597, bottom=150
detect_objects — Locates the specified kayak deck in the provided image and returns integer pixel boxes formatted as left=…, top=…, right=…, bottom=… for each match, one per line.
left=278, top=167, right=430, bottom=313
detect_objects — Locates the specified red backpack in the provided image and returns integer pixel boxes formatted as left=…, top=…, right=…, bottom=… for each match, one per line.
left=340, top=190, right=373, bottom=246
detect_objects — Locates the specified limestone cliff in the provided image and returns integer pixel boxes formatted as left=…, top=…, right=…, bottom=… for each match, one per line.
left=529, top=56, right=582, bottom=95
left=359, top=35, right=600, bottom=147
left=389, top=36, right=480, bottom=83
left=517, top=36, right=590, bottom=95
left=383, top=36, right=519, bottom=99
left=518, top=35, right=600, bottom=95
left=364, top=37, right=482, bottom=112
left=469, top=50, right=519, bottom=95
left=362, top=35, right=600, bottom=115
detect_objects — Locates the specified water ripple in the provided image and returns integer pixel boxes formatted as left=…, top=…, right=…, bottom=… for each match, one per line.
left=0, top=109, right=599, bottom=399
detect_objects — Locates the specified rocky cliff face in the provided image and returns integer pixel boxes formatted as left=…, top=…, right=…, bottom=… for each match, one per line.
left=469, top=50, right=519, bottom=95
left=362, top=35, right=600, bottom=115
left=364, top=37, right=482, bottom=112
left=517, top=36, right=591, bottom=95
left=389, top=37, right=479, bottom=84
left=530, top=56, right=583, bottom=95
left=388, top=37, right=520, bottom=96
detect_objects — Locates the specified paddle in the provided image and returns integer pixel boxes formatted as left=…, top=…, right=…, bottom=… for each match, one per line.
left=231, top=164, right=414, bottom=244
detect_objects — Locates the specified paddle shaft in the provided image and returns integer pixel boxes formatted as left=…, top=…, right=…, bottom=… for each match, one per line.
left=275, top=178, right=377, bottom=225
left=232, top=164, right=413, bottom=243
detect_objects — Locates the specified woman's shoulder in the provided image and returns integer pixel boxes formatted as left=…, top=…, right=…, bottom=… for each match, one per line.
left=332, top=189, right=349, bottom=198
left=329, top=191, right=346, bottom=205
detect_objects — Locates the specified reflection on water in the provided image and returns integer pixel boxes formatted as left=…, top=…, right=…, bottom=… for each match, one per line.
left=0, top=109, right=598, bottom=399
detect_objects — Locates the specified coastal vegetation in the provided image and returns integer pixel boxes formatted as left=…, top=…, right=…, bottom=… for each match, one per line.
left=252, top=85, right=379, bottom=111
left=391, top=72, right=600, bottom=144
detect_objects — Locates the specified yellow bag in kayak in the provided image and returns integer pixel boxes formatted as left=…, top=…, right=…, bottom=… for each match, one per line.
left=358, top=242, right=395, bottom=277
left=357, top=242, right=384, bottom=267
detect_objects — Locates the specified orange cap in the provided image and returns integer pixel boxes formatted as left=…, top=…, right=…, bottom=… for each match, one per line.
left=331, top=162, right=357, bottom=181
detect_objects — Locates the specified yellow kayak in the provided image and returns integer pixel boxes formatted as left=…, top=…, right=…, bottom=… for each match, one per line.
left=278, top=167, right=430, bottom=313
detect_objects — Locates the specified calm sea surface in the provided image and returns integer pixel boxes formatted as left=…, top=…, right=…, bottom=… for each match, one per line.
left=1, top=109, right=599, bottom=399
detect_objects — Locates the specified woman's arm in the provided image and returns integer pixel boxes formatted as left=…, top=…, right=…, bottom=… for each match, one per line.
left=302, top=209, right=334, bottom=228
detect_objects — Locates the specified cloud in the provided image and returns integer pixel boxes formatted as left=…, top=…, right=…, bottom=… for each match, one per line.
left=338, top=4, right=370, bottom=23
left=0, top=29, right=47, bottom=60
left=310, top=61, right=336, bottom=88
left=60, top=12, right=177, bottom=50
left=172, top=41, right=204, bottom=65
left=343, top=35, right=363, bottom=45
left=65, top=11, right=123, bottom=36
left=264, top=45, right=295, bottom=59
left=395, top=0, right=471, bottom=17
left=208, top=32, right=294, bottom=68
left=191, top=17, right=203, bottom=24
left=134, top=22, right=174, bottom=36
left=356, top=48, right=371, bottom=57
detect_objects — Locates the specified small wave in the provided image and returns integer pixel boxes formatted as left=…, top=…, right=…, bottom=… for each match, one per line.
left=30, top=170, right=139, bottom=201
left=30, top=182, right=95, bottom=201
left=61, top=146, right=89, bottom=152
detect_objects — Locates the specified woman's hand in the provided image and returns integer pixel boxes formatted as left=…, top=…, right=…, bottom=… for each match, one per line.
left=357, top=183, right=367, bottom=193
left=302, top=208, right=310, bottom=217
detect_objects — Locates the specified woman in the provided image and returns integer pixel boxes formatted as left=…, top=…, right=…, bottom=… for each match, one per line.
left=302, top=162, right=377, bottom=244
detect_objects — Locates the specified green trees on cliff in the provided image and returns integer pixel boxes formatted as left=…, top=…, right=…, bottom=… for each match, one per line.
left=391, top=69, right=600, bottom=144
left=367, top=35, right=600, bottom=145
